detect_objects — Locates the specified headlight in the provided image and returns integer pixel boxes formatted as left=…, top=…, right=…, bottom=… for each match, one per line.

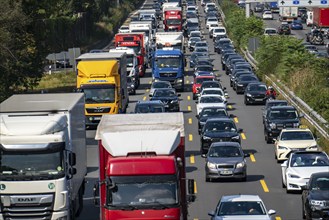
left=207, top=162, right=216, bottom=169
left=236, top=161, right=245, bottom=168
left=237, top=83, right=243, bottom=87
left=310, top=200, right=325, bottom=207
left=246, top=93, right=252, bottom=97
left=203, top=136, right=211, bottom=140
left=278, top=146, right=288, bottom=150
left=231, top=135, right=240, bottom=140
left=288, top=174, right=300, bottom=178
left=131, top=84, right=135, bottom=88
left=171, top=100, right=178, bottom=103
left=307, top=145, right=318, bottom=150
left=270, top=123, right=276, bottom=129
left=293, top=123, right=300, bottom=127
left=177, top=78, right=183, bottom=83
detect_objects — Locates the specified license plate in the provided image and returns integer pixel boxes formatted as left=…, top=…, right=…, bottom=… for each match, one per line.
left=220, top=170, right=233, bottom=175
left=94, top=117, right=101, bottom=120
left=255, top=99, right=263, bottom=101
left=165, top=105, right=169, bottom=107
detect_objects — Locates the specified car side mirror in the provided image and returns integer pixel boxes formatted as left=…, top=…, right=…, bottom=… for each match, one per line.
left=268, top=210, right=276, bottom=215
left=196, top=114, right=199, bottom=119
left=208, top=211, right=215, bottom=217
left=195, top=101, right=198, bottom=104
left=229, top=114, right=235, bottom=118
left=223, top=87, right=227, bottom=90
left=201, top=154, right=207, bottom=158
left=238, top=128, right=243, bottom=133
left=281, top=161, right=287, bottom=167
left=244, top=153, right=250, bottom=157
left=149, top=94, right=152, bottom=97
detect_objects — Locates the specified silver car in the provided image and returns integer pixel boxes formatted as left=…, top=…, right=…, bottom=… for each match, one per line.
left=149, top=81, right=172, bottom=97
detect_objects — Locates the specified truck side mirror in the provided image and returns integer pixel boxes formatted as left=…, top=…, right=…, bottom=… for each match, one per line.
left=69, top=152, right=76, bottom=166
left=93, top=181, right=100, bottom=207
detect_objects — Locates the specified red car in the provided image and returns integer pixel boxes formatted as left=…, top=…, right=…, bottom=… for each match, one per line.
left=192, top=75, right=216, bottom=100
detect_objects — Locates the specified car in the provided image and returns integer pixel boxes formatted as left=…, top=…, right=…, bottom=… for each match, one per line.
left=304, top=44, right=318, bottom=54
left=189, top=52, right=209, bottom=68
left=199, top=81, right=224, bottom=93
left=262, top=100, right=288, bottom=124
left=186, top=5, right=198, bottom=15
left=150, top=88, right=180, bottom=112
left=134, top=100, right=165, bottom=113
left=194, top=58, right=214, bottom=69
left=264, top=105, right=303, bottom=143
left=234, top=74, right=259, bottom=94
left=198, top=88, right=227, bottom=103
left=221, top=53, right=240, bottom=70
left=186, top=11, right=198, bottom=19
left=192, top=76, right=215, bottom=100
left=196, top=95, right=227, bottom=115
left=209, top=23, right=220, bottom=32
left=264, top=28, right=278, bottom=36
left=301, top=172, right=329, bottom=220
left=201, top=0, right=212, bottom=6
left=244, top=82, right=267, bottom=105
left=55, top=59, right=71, bottom=68
left=188, top=37, right=202, bottom=51
left=196, top=107, right=233, bottom=133
left=205, top=3, right=217, bottom=13
left=194, top=65, right=214, bottom=77
left=225, top=58, right=246, bottom=75
left=208, top=195, right=276, bottom=219
left=210, top=27, right=227, bottom=39
left=194, top=47, right=209, bottom=54
left=200, top=118, right=242, bottom=154
left=254, top=3, right=265, bottom=12
left=262, top=11, right=273, bottom=20
left=214, top=38, right=232, bottom=53
left=274, top=128, right=318, bottom=162
left=203, top=142, right=249, bottom=182
left=194, top=41, right=209, bottom=52
left=230, top=70, right=254, bottom=88
left=149, top=81, right=172, bottom=97
left=189, top=30, right=203, bottom=39
left=290, top=20, right=303, bottom=30
left=118, top=25, right=130, bottom=33
left=277, top=23, right=291, bottom=35
left=206, top=17, right=219, bottom=29
left=185, top=18, right=200, bottom=37
left=127, top=76, right=136, bottom=95
left=230, top=63, right=253, bottom=77
left=281, top=151, right=329, bottom=193
left=315, top=51, right=329, bottom=58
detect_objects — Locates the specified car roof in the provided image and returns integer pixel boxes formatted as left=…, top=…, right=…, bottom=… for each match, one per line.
left=281, top=128, right=311, bottom=132
left=291, top=151, right=325, bottom=156
left=187, top=18, right=199, bottom=23
left=220, top=195, right=262, bottom=202
left=195, top=75, right=215, bottom=79
left=206, top=117, right=233, bottom=123
left=211, top=142, right=241, bottom=148
left=247, top=82, right=266, bottom=86
left=136, top=100, right=164, bottom=105
left=269, top=105, right=296, bottom=110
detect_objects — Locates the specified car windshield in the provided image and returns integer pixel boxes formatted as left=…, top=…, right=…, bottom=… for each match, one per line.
left=239, top=75, right=258, bottom=81
left=202, top=82, right=220, bottom=88
left=202, top=90, right=223, bottom=96
left=205, top=121, right=235, bottom=132
left=266, top=29, right=277, bottom=34
left=191, top=32, right=201, bottom=37
left=310, top=177, right=329, bottom=190
left=156, top=57, right=180, bottom=68
left=201, top=108, right=227, bottom=117
left=200, top=96, right=223, bottom=103
left=196, top=78, right=213, bottom=84
left=280, top=131, right=314, bottom=141
left=191, top=38, right=201, bottom=43
left=195, top=48, right=208, bottom=53
left=291, top=153, right=329, bottom=167
left=266, top=101, right=287, bottom=109
left=197, top=61, right=211, bottom=65
left=196, top=42, right=208, bottom=47
left=154, top=90, right=176, bottom=97
left=218, top=201, right=266, bottom=215
left=187, top=22, right=199, bottom=27
left=208, top=18, right=218, bottom=22
left=197, top=66, right=213, bottom=72
left=209, top=146, right=241, bottom=157
left=153, top=82, right=171, bottom=89
left=135, top=105, right=164, bottom=113
left=248, top=84, right=267, bottom=92
left=84, top=86, right=116, bottom=103
left=269, top=109, right=298, bottom=120
left=214, top=29, right=225, bottom=33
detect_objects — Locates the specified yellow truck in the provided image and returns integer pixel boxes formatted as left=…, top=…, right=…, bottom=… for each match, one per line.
left=76, top=52, right=128, bottom=127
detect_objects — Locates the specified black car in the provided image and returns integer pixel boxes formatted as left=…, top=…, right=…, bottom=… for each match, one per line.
left=197, top=107, right=233, bottom=133
left=254, top=3, right=265, bottom=12
left=200, top=118, right=242, bottom=155
left=221, top=52, right=239, bottom=70
left=230, top=63, right=253, bottom=77
left=218, top=44, right=235, bottom=55
left=262, top=100, right=288, bottom=123
left=150, top=88, right=180, bottom=112
left=230, top=70, right=254, bottom=87
left=302, top=172, right=329, bottom=220
left=134, top=100, right=165, bottom=113
left=234, top=74, right=259, bottom=94
left=244, top=82, right=267, bottom=105
left=277, top=23, right=291, bottom=35
left=190, top=52, right=209, bottom=68
left=264, top=105, right=303, bottom=143
left=127, top=76, right=136, bottom=95
left=225, top=58, right=246, bottom=75
left=214, top=38, right=232, bottom=53
left=186, top=11, right=198, bottom=19
left=194, top=59, right=214, bottom=69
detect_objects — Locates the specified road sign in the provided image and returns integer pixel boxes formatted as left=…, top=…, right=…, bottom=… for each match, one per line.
left=278, top=0, right=329, bottom=6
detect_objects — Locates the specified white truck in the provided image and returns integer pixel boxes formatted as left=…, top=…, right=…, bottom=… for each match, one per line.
left=155, top=32, right=184, bottom=52
left=0, top=93, right=87, bottom=220
left=279, top=7, right=298, bottom=22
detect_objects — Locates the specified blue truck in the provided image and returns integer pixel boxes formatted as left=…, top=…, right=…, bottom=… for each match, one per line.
left=152, top=48, right=185, bottom=91
left=267, top=1, right=279, bottom=13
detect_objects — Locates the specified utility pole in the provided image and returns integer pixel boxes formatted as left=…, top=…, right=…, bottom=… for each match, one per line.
left=246, top=3, right=251, bottom=17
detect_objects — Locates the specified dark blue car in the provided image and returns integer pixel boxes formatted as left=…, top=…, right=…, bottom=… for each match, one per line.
left=290, top=20, right=303, bottom=30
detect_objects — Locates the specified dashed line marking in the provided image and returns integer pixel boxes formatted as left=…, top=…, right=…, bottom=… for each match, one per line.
left=260, top=180, right=269, bottom=192
left=228, top=105, right=232, bottom=109
left=275, top=217, right=282, bottom=220
left=187, top=95, right=191, bottom=100
left=194, top=181, right=197, bottom=193
left=250, top=154, right=256, bottom=162
left=241, top=133, right=246, bottom=140
left=234, top=117, right=239, bottom=123
left=188, top=118, right=192, bottom=124
left=148, top=80, right=152, bottom=84
left=188, top=106, right=191, bottom=111
left=143, top=96, right=146, bottom=101
left=146, top=89, right=149, bottom=92
left=189, top=134, right=193, bottom=141
left=190, top=154, right=195, bottom=164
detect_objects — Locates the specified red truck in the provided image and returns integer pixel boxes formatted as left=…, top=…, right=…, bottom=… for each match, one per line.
left=115, top=33, right=146, bottom=77
left=94, top=113, right=195, bottom=220
left=313, top=8, right=329, bottom=28
left=163, top=7, right=182, bottom=31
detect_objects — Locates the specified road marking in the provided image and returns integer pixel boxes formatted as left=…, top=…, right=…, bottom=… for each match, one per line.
left=189, top=134, right=193, bottom=141
left=260, top=180, right=269, bottom=192
left=250, top=154, right=256, bottom=162
left=275, top=217, right=282, bottom=220
left=143, top=96, right=146, bottom=101
left=187, top=95, right=191, bottom=100
left=185, top=68, right=188, bottom=71
left=234, top=117, right=239, bottom=123
left=190, top=154, right=195, bottom=164
left=188, top=106, right=191, bottom=111
left=188, top=118, right=192, bottom=124
left=146, top=89, right=149, bottom=92
left=187, top=80, right=190, bottom=84
left=194, top=181, right=197, bottom=193
left=193, top=219, right=198, bottom=220
left=228, top=105, right=232, bottom=109
left=149, top=80, right=152, bottom=84
left=241, top=133, right=246, bottom=139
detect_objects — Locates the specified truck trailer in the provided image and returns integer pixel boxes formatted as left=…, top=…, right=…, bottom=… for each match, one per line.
left=0, top=93, right=87, bottom=220
left=94, top=113, right=195, bottom=220
left=155, top=32, right=184, bottom=51
left=313, top=8, right=329, bottom=28
left=279, top=6, right=298, bottom=22
left=76, top=52, right=128, bottom=127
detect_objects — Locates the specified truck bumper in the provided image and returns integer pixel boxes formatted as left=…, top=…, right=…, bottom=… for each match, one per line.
left=51, top=210, right=69, bottom=220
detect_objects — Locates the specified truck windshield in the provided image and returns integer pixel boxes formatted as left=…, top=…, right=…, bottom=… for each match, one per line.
left=156, top=57, right=181, bottom=68
left=0, top=146, right=65, bottom=180
left=108, top=175, right=178, bottom=208
left=167, top=19, right=181, bottom=25
left=83, top=86, right=115, bottom=104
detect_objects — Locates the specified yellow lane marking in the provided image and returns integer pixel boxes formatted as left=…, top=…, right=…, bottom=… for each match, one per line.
left=194, top=219, right=199, bottom=220
left=234, top=117, right=239, bottom=123
left=190, top=154, right=195, bottom=164
left=275, top=217, right=282, bottom=220
left=149, top=80, right=152, bottom=84
left=185, top=68, right=188, bottom=71
left=260, top=180, right=269, bottom=192
left=146, top=89, right=149, bottom=92
left=188, top=106, right=191, bottom=111
left=188, top=118, right=192, bottom=124
left=189, top=134, right=193, bottom=141
left=228, top=105, right=232, bottom=109
left=143, top=96, right=146, bottom=101
left=241, top=133, right=246, bottom=140
left=187, top=95, right=191, bottom=100
left=194, top=181, right=197, bottom=193
left=250, top=154, right=256, bottom=162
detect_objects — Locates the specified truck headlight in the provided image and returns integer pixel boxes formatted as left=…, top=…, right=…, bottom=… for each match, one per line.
left=270, top=123, right=276, bottom=129
left=246, top=93, right=252, bottom=97
left=236, top=161, right=245, bottom=168
left=203, top=136, right=211, bottom=140
left=278, top=146, right=288, bottom=150
left=207, top=162, right=216, bottom=169
left=288, top=174, right=300, bottom=178
left=310, top=200, right=325, bottom=207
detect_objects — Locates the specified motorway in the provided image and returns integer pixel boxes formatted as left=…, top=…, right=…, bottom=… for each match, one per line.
left=76, top=1, right=324, bottom=220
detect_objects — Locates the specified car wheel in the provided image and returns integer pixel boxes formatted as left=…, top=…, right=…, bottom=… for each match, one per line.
left=193, top=94, right=196, bottom=100
left=244, top=98, right=249, bottom=105
left=205, top=176, right=210, bottom=182
left=302, top=203, right=306, bottom=219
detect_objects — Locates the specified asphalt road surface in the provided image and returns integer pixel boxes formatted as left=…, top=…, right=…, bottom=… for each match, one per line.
left=77, top=1, right=313, bottom=219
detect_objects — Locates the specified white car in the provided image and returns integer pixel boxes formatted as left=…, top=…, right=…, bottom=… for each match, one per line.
left=264, top=28, right=278, bottom=36
left=197, top=95, right=227, bottom=115
left=206, top=17, right=219, bottom=29
left=198, top=88, right=228, bottom=102
left=187, top=5, right=198, bottom=14
left=262, top=11, right=273, bottom=20
left=205, top=3, right=217, bottom=13
left=208, top=195, right=276, bottom=220
left=209, top=23, right=220, bottom=32
left=274, top=128, right=318, bottom=161
left=189, top=30, right=203, bottom=39
left=212, top=27, right=227, bottom=38
left=194, top=41, right=209, bottom=53
left=119, top=25, right=130, bottom=33
left=281, top=151, right=329, bottom=193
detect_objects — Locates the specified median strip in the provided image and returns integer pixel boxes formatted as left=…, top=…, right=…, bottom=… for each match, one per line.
left=260, top=180, right=269, bottom=192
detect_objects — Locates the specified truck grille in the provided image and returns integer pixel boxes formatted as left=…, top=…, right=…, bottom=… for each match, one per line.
left=1, top=194, right=54, bottom=220
left=86, top=107, right=111, bottom=113
left=159, top=72, right=177, bottom=78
